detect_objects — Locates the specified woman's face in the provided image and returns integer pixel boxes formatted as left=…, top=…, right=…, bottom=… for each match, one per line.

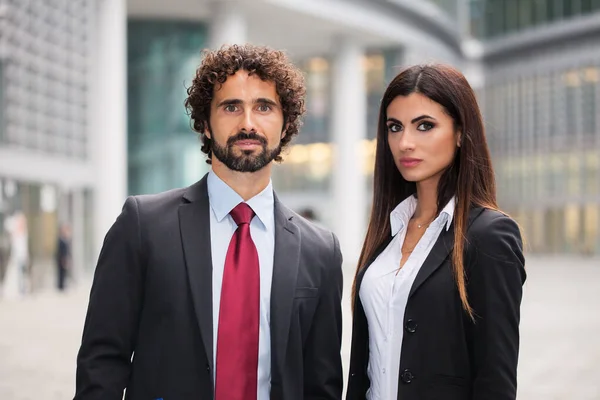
left=386, top=92, right=460, bottom=186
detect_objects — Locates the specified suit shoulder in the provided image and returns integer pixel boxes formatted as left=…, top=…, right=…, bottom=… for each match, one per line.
left=467, top=208, right=523, bottom=257
left=131, top=186, right=188, bottom=215
left=289, top=211, right=336, bottom=248
left=469, top=208, right=517, bottom=235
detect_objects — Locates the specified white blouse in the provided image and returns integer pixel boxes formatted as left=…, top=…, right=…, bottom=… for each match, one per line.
left=359, top=195, right=455, bottom=400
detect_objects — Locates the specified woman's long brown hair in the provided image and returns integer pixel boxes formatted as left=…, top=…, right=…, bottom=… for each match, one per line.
left=353, top=64, right=499, bottom=319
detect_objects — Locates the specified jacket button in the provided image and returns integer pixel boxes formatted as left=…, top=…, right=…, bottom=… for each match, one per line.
left=405, top=318, right=417, bottom=333
left=401, top=369, right=414, bottom=384
left=206, top=364, right=210, bottom=371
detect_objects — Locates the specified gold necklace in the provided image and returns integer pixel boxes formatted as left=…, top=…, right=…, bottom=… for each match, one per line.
left=412, top=217, right=434, bottom=229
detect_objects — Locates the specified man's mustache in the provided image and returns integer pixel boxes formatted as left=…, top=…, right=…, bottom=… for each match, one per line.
left=227, top=132, right=268, bottom=147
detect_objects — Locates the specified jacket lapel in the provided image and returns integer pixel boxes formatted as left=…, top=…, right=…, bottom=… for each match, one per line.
left=408, top=225, right=454, bottom=298
left=408, top=206, right=485, bottom=298
left=178, top=175, right=215, bottom=373
left=270, top=196, right=301, bottom=375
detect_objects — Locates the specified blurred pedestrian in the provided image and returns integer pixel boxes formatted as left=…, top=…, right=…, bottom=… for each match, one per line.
left=298, top=207, right=316, bottom=221
left=346, top=64, right=526, bottom=400
left=1, top=211, right=30, bottom=300
left=75, top=44, right=343, bottom=400
left=56, top=223, right=72, bottom=291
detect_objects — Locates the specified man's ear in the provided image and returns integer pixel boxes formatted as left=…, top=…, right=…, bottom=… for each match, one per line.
left=204, top=123, right=212, bottom=139
left=281, top=123, right=290, bottom=139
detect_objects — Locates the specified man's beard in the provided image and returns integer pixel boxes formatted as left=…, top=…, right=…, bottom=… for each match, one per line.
left=211, top=132, right=282, bottom=173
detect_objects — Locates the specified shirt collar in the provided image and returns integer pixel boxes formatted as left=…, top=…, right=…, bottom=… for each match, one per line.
left=389, top=195, right=456, bottom=236
left=207, top=170, right=274, bottom=229
left=440, top=196, right=456, bottom=231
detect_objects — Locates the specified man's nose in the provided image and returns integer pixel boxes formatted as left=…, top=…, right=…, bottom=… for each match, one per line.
left=239, top=109, right=257, bottom=132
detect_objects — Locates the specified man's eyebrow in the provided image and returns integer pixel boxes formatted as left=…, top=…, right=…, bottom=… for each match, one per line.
left=216, top=99, right=243, bottom=107
left=254, top=98, right=279, bottom=106
left=215, top=98, right=280, bottom=107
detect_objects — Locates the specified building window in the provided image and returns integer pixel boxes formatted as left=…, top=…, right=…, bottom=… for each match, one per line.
left=0, top=62, right=4, bottom=144
left=301, top=57, right=330, bottom=145
left=0, top=1, right=91, bottom=158
left=473, top=0, right=600, bottom=39
left=127, top=20, right=207, bottom=195
left=469, top=0, right=486, bottom=38
left=582, top=66, right=598, bottom=144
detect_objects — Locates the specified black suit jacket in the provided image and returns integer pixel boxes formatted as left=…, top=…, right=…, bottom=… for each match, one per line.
left=75, top=175, right=344, bottom=400
left=346, top=208, right=526, bottom=400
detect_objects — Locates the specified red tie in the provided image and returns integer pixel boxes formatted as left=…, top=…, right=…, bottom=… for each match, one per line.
left=215, top=202, right=260, bottom=400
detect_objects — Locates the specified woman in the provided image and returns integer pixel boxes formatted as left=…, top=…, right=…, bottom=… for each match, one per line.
left=346, top=64, right=526, bottom=400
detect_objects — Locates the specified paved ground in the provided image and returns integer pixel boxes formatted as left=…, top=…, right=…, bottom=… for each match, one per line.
left=0, top=255, right=598, bottom=399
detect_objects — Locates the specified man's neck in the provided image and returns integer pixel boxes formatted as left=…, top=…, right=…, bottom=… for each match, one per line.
left=211, top=161, right=272, bottom=201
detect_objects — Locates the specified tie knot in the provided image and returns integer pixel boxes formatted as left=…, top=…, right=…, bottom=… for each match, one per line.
left=230, top=202, right=255, bottom=226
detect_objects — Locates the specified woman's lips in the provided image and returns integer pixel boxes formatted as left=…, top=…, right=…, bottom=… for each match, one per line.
left=399, top=158, right=422, bottom=167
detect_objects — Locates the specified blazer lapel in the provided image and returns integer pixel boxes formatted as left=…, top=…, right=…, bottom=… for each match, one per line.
left=408, top=225, right=454, bottom=298
left=178, top=175, right=214, bottom=373
left=409, top=207, right=485, bottom=299
left=270, top=196, right=301, bottom=375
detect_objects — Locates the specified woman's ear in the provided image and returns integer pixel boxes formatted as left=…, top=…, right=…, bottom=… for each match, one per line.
left=456, top=131, right=462, bottom=147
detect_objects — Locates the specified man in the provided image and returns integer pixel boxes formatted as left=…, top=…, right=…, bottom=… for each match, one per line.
left=56, top=223, right=71, bottom=291
left=75, top=44, right=344, bottom=400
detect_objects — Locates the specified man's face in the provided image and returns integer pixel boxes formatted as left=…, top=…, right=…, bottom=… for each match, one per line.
left=207, top=70, right=286, bottom=173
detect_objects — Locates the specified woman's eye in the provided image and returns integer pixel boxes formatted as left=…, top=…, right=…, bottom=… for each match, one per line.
left=417, top=122, right=434, bottom=131
left=388, top=124, right=402, bottom=133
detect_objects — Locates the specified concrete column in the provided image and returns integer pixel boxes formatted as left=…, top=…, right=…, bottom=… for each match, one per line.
left=91, top=0, right=127, bottom=261
left=331, top=38, right=367, bottom=266
left=209, top=0, right=247, bottom=49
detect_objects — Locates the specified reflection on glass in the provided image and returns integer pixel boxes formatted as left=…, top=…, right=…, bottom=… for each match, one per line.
left=584, top=204, right=599, bottom=254
left=127, top=20, right=207, bottom=195
left=472, top=0, right=600, bottom=39
left=302, top=57, right=330, bottom=145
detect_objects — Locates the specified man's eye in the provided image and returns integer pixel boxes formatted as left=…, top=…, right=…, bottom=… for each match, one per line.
left=417, top=122, right=434, bottom=131
left=257, top=104, right=271, bottom=112
left=224, top=105, right=238, bottom=112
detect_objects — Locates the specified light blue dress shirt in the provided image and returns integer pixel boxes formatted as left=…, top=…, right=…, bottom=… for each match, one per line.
left=207, top=170, right=275, bottom=400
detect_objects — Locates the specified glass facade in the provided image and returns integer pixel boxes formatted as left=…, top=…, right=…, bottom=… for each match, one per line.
left=483, top=64, right=600, bottom=254
left=429, top=0, right=461, bottom=20
left=470, top=0, right=600, bottom=39
left=271, top=49, right=401, bottom=193
left=126, top=21, right=401, bottom=199
left=0, top=0, right=93, bottom=159
left=127, top=20, right=209, bottom=195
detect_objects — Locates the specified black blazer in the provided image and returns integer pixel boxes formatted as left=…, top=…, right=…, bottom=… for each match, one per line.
left=75, top=175, right=344, bottom=400
left=346, top=208, right=526, bottom=400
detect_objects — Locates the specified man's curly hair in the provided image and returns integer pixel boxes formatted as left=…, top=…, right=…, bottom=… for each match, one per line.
left=185, top=44, right=307, bottom=163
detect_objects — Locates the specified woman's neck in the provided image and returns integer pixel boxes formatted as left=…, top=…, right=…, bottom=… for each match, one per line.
left=414, top=179, right=439, bottom=222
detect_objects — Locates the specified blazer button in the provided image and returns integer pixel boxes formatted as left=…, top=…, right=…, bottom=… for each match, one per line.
left=405, top=318, right=417, bottom=333
left=401, top=369, right=414, bottom=384
left=206, top=364, right=210, bottom=371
